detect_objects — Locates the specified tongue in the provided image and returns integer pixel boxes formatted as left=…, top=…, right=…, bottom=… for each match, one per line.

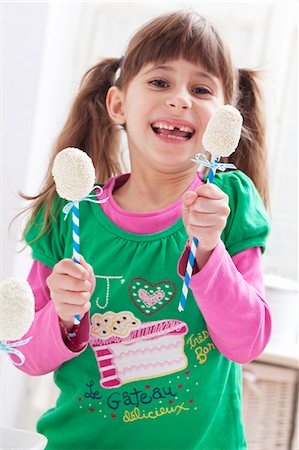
left=156, top=127, right=189, bottom=138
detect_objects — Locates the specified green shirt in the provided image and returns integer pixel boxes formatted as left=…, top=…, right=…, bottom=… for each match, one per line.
left=26, top=171, right=270, bottom=450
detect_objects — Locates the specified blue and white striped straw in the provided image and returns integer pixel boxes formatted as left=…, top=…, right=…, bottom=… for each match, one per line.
left=72, top=202, right=81, bottom=325
left=178, top=236, right=199, bottom=312
left=178, top=158, right=219, bottom=312
left=62, top=187, right=109, bottom=328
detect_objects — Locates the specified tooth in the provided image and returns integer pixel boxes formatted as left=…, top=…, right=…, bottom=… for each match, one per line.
left=166, top=135, right=187, bottom=140
left=160, top=123, right=174, bottom=130
left=152, top=122, right=176, bottom=130
left=179, top=126, right=193, bottom=133
left=152, top=122, right=193, bottom=133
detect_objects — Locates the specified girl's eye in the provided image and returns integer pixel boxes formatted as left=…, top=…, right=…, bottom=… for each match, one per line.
left=149, top=79, right=169, bottom=88
left=192, top=87, right=212, bottom=95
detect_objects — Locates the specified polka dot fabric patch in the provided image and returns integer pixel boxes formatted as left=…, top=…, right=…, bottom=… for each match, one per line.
left=129, top=278, right=176, bottom=315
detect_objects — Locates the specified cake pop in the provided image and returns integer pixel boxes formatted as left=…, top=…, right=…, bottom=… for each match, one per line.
left=179, top=105, right=243, bottom=312
left=0, top=278, right=34, bottom=365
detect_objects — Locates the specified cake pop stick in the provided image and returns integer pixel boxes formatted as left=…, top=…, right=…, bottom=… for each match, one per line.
left=179, top=105, right=243, bottom=312
left=52, top=147, right=96, bottom=326
left=0, top=278, right=34, bottom=365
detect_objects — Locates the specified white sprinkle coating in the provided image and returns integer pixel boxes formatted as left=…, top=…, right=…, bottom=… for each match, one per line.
left=0, top=278, right=35, bottom=341
left=202, top=105, right=243, bottom=158
left=52, top=148, right=96, bottom=201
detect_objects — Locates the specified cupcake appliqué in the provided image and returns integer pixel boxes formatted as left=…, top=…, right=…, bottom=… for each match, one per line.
left=90, top=311, right=188, bottom=389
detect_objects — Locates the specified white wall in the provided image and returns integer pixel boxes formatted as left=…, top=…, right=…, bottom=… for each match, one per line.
left=2, top=2, right=49, bottom=279
left=1, top=1, right=88, bottom=429
left=1, top=0, right=298, bottom=432
left=1, top=2, right=49, bottom=428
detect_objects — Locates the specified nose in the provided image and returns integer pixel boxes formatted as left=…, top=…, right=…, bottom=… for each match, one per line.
left=166, top=88, right=192, bottom=110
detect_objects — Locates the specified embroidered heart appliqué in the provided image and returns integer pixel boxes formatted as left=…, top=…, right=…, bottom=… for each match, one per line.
left=129, top=278, right=176, bottom=315
left=138, top=288, right=165, bottom=307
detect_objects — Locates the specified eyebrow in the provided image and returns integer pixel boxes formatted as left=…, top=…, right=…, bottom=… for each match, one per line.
left=143, top=65, right=217, bottom=82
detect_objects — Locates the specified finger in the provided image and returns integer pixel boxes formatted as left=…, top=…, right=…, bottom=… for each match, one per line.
left=185, top=221, right=214, bottom=237
left=194, top=183, right=227, bottom=200
left=54, top=290, right=91, bottom=306
left=52, top=274, right=91, bottom=293
left=186, top=225, right=219, bottom=245
left=79, top=256, right=95, bottom=280
left=191, top=197, right=230, bottom=214
left=56, top=301, right=91, bottom=320
left=188, top=212, right=219, bottom=228
left=55, top=259, right=90, bottom=280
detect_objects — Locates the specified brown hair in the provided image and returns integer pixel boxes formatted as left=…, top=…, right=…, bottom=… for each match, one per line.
left=20, top=10, right=269, bottom=242
left=229, top=68, right=269, bottom=208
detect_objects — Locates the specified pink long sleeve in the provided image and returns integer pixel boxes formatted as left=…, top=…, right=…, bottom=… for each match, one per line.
left=178, top=241, right=271, bottom=363
left=22, top=241, right=270, bottom=375
left=9, top=261, right=90, bottom=375
left=19, top=172, right=270, bottom=373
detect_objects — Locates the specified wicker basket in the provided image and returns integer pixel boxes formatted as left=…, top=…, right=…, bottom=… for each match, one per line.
left=242, top=361, right=298, bottom=450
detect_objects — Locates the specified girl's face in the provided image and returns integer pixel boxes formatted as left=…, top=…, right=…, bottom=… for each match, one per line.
left=109, top=58, right=225, bottom=174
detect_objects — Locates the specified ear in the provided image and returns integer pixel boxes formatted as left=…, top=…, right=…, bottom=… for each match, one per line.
left=106, top=86, right=126, bottom=125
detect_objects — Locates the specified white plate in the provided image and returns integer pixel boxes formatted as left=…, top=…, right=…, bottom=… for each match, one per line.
left=0, top=427, right=47, bottom=450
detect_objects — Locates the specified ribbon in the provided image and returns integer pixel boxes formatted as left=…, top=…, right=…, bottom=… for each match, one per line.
left=0, top=337, right=32, bottom=366
left=115, top=56, right=124, bottom=83
left=191, top=153, right=236, bottom=172
left=63, top=185, right=109, bottom=220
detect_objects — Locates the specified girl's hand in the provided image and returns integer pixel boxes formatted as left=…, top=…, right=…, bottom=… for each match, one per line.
left=182, top=183, right=230, bottom=269
left=46, top=256, right=96, bottom=330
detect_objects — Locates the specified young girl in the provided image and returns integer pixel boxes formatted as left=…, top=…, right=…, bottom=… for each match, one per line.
left=14, top=10, right=271, bottom=450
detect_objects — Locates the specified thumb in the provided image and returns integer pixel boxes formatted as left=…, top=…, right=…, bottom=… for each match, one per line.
left=182, top=191, right=198, bottom=211
left=182, top=191, right=198, bottom=238
left=80, top=256, right=96, bottom=294
left=79, top=255, right=94, bottom=278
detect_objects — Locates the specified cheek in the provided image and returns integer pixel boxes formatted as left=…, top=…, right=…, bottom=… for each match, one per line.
left=201, top=100, right=224, bottom=128
left=124, top=99, right=150, bottom=128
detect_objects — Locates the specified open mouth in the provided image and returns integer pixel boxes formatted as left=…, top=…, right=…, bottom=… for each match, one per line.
left=151, top=122, right=195, bottom=141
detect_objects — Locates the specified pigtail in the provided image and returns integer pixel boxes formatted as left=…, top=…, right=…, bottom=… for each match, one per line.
left=55, top=57, right=122, bottom=182
left=228, top=69, right=270, bottom=208
left=18, top=57, right=122, bottom=243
